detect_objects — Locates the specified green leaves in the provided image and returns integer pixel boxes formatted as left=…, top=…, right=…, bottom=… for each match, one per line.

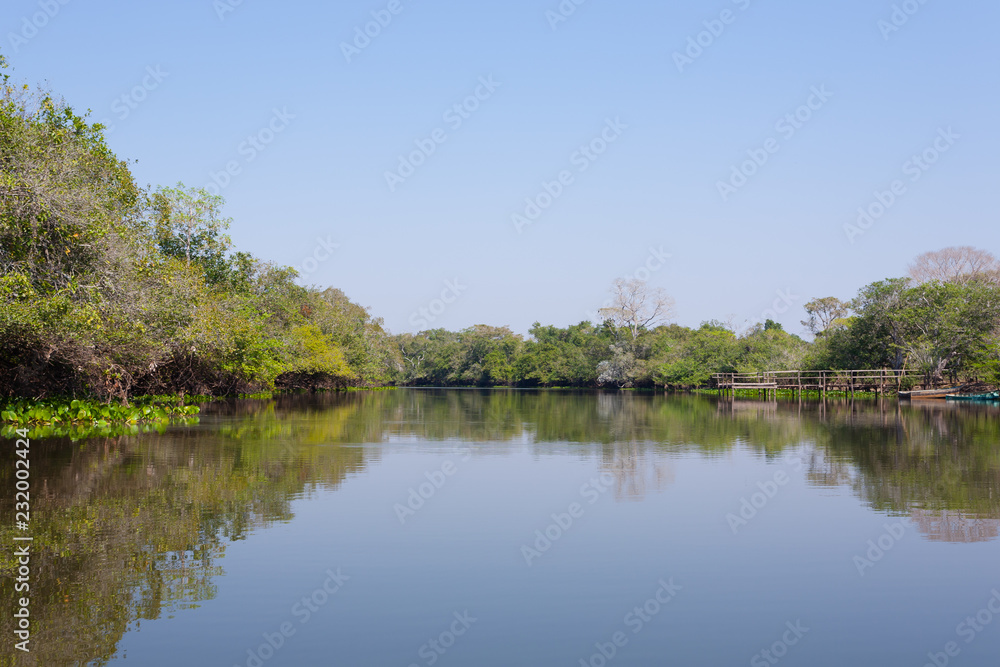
left=0, top=397, right=201, bottom=429
left=818, top=277, right=1000, bottom=379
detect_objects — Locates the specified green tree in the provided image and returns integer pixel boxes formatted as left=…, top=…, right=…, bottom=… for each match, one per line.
left=149, top=183, right=233, bottom=283
left=801, top=297, right=849, bottom=335
left=895, top=280, right=1000, bottom=381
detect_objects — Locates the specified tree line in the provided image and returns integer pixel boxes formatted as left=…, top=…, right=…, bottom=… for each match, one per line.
left=1, top=72, right=397, bottom=400
left=395, top=248, right=1000, bottom=389
left=2, top=69, right=998, bottom=399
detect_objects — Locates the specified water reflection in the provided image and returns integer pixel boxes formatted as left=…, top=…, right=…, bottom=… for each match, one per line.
left=909, top=509, right=1000, bottom=543
left=0, top=390, right=997, bottom=665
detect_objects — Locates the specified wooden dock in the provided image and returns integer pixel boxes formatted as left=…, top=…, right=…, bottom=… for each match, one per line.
left=712, top=370, right=923, bottom=398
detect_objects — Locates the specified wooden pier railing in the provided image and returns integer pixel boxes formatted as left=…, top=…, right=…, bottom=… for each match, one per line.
left=711, top=370, right=920, bottom=397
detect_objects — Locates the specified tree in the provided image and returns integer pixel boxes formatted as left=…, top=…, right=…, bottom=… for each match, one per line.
left=908, top=246, right=999, bottom=286
left=516, top=322, right=609, bottom=387
left=801, top=297, right=849, bottom=335
left=1, top=75, right=146, bottom=398
left=598, top=278, right=674, bottom=341
left=737, top=325, right=808, bottom=372
left=894, top=280, right=1000, bottom=381
left=454, top=325, right=522, bottom=386
left=596, top=345, right=641, bottom=388
left=653, top=322, right=738, bottom=387
left=149, top=184, right=233, bottom=283
left=847, top=278, right=911, bottom=370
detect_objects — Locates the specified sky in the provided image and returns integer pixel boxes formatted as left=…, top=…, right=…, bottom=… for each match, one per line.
left=2, top=0, right=998, bottom=337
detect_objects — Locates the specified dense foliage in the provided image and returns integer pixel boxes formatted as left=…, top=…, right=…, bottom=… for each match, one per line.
left=394, top=320, right=811, bottom=388
left=0, top=74, right=399, bottom=400
left=2, top=69, right=997, bottom=398
left=392, top=271, right=999, bottom=389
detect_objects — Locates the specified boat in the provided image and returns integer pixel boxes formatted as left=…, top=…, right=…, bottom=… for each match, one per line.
left=945, top=391, right=1000, bottom=402
left=899, top=387, right=962, bottom=399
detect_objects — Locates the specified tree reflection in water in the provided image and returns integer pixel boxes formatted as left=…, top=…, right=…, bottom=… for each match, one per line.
left=1, top=390, right=997, bottom=664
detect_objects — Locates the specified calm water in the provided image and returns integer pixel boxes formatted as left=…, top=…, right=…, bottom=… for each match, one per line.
left=3, top=390, right=1000, bottom=666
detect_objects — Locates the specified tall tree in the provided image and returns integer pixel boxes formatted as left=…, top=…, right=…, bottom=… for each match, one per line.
left=847, top=278, right=911, bottom=370
left=801, top=297, right=850, bottom=335
left=598, top=278, right=674, bottom=341
left=908, top=246, right=999, bottom=286
left=149, top=183, right=232, bottom=282
left=895, top=280, right=1000, bottom=381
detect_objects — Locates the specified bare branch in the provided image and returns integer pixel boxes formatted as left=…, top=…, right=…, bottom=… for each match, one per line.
left=598, top=278, right=675, bottom=340
left=908, top=246, right=1000, bottom=286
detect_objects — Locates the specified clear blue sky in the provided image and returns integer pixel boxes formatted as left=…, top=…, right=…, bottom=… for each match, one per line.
left=3, top=0, right=998, bottom=336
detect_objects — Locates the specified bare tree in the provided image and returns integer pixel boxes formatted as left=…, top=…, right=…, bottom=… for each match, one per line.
left=598, top=278, right=675, bottom=341
left=908, top=246, right=1000, bottom=286
left=801, top=297, right=849, bottom=334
